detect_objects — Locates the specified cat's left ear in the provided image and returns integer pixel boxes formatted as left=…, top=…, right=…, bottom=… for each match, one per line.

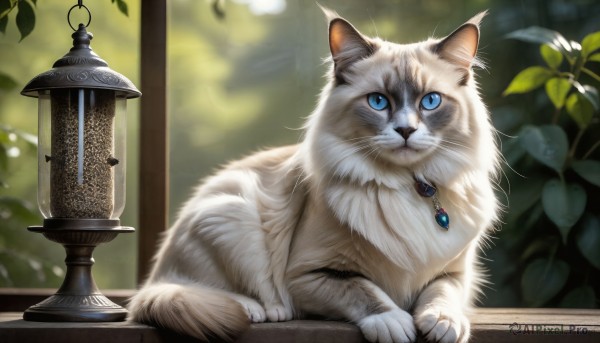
left=434, top=11, right=486, bottom=69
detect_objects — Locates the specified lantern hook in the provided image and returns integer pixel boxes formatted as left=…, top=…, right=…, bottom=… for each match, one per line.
left=67, top=1, right=92, bottom=31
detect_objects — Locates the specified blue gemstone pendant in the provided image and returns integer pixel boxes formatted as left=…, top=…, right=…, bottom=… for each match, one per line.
left=414, top=177, right=450, bottom=231
left=435, top=208, right=450, bottom=230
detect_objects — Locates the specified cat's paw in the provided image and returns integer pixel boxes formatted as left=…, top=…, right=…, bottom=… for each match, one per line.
left=264, top=303, right=293, bottom=322
left=233, top=296, right=267, bottom=323
left=358, top=308, right=416, bottom=343
left=414, top=306, right=469, bottom=343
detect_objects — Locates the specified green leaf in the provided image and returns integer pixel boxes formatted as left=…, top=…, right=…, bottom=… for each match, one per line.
left=506, top=26, right=574, bottom=58
left=576, top=214, right=600, bottom=270
left=505, top=177, right=545, bottom=222
left=559, top=286, right=596, bottom=308
left=0, top=145, right=7, bottom=171
left=542, top=179, right=587, bottom=243
left=116, top=0, right=129, bottom=16
left=0, top=0, right=11, bottom=34
left=0, top=72, right=17, bottom=91
left=503, top=66, right=553, bottom=96
left=575, top=84, right=599, bottom=111
left=521, top=258, right=570, bottom=307
left=572, top=160, right=600, bottom=187
left=503, top=137, right=528, bottom=167
left=566, top=93, right=594, bottom=129
left=519, top=125, right=568, bottom=173
left=541, top=44, right=563, bottom=69
left=491, top=106, right=525, bottom=133
left=0, top=14, right=7, bottom=34
left=590, top=53, right=600, bottom=62
left=0, top=0, right=12, bottom=18
left=15, top=0, right=35, bottom=42
left=545, top=77, right=571, bottom=109
left=582, top=31, right=600, bottom=57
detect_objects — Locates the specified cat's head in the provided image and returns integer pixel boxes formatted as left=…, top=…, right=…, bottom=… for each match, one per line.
left=305, top=10, right=497, bottom=187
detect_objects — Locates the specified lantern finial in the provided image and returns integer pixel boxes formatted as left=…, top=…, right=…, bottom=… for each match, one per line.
left=71, top=23, right=93, bottom=50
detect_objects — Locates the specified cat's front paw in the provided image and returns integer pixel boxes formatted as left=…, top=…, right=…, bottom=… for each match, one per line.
left=264, top=303, right=293, bottom=322
left=414, top=306, right=469, bottom=343
left=232, top=295, right=267, bottom=323
left=358, top=308, right=416, bottom=343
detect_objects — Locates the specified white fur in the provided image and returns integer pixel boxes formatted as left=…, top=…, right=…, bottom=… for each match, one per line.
left=359, top=309, right=417, bottom=343
left=128, top=12, right=498, bottom=343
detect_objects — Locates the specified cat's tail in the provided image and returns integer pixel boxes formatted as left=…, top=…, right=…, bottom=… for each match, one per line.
left=128, top=281, right=249, bottom=341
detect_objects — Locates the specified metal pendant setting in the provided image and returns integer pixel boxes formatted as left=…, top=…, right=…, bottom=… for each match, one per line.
left=414, top=178, right=450, bottom=230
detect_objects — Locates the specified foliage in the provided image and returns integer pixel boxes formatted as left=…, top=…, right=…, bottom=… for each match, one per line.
left=500, top=27, right=600, bottom=308
left=0, top=122, right=64, bottom=287
left=0, top=0, right=129, bottom=87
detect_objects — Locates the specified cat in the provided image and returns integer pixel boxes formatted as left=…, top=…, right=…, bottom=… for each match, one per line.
left=128, top=8, right=499, bottom=343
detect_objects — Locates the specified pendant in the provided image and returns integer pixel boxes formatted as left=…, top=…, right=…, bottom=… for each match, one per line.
left=414, top=178, right=450, bottom=230
left=434, top=207, right=450, bottom=230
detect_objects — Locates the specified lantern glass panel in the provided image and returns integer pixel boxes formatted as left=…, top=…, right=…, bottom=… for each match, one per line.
left=112, top=95, right=127, bottom=218
left=37, top=91, right=51, bottom=218
left=37, top=88, right=126, bottom=220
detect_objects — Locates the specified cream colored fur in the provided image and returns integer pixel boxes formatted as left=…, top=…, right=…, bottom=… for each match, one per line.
left=128, top=10, right=499, bottom=343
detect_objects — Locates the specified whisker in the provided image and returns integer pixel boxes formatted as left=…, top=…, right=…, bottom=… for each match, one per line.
left=439, top=138, right=472, bottom=151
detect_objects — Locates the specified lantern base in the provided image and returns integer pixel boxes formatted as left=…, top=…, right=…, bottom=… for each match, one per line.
left=23, top=294, right=128, bottom=322
left=23, top=219, right=134, bottom=322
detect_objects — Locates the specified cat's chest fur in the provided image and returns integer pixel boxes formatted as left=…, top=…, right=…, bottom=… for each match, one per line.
left=325, top=179, right=484, bottom=270
left=287, top=172, right=490, bottom=306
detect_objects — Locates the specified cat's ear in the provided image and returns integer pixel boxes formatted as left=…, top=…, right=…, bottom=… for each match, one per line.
left=322, top=7, right=377, bottom=81
left=329, top=18, right=373, bottom=59
left=434, top=11, right=486, bottom=69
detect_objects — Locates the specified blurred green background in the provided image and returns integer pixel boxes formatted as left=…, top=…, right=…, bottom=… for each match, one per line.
left=1, top=0, right=599, bottom=308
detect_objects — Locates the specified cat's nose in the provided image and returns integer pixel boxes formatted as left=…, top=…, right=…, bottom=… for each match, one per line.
left=394, top=126, right=416, bottom=140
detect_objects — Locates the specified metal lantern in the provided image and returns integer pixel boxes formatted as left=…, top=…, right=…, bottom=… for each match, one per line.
left=20, top=3, right=140, bottom=322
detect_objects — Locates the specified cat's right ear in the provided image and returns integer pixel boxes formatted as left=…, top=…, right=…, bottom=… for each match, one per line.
left=322, top=8, right=376, bottom=82
left=329, top=18, right=373, bottom=59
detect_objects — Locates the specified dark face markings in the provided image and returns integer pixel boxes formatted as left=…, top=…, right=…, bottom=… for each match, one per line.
left=348, top=54, right=457, bottom=135
left=421, top=96, right=458, bottom=132
left=354, top=103, right=386, bottom=131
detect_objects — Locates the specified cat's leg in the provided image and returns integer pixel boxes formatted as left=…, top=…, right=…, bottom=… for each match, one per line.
left=192, top=192, right=293, bottom=322
left=288, top=270, right=417, bottom=343
left=412, top=274, right=470, bottom=343
left=413, top=247, right=475, bottom=343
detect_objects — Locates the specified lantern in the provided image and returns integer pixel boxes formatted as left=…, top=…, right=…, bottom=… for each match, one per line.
left=20, top=3, right=140, bottom=322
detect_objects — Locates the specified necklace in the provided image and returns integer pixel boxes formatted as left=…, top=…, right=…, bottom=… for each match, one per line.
left=414, top=178, right=450, bottom=230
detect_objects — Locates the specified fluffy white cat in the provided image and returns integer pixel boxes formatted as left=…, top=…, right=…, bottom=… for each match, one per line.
left=128, top=9, right=499, bottom=343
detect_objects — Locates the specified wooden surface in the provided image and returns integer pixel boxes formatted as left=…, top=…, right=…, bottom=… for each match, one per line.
left=138, top=0, right=169, bottom=283
left=1, top=308, right=599, bottom=343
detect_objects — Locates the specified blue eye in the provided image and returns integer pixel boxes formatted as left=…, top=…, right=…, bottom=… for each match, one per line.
left=421, top=92, right=442, bottom=110
left=367, top=93, right=389, bottom=111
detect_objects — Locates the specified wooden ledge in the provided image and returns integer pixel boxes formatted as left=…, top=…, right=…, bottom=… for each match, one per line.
left=1, top=308, right=599, bottom=343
